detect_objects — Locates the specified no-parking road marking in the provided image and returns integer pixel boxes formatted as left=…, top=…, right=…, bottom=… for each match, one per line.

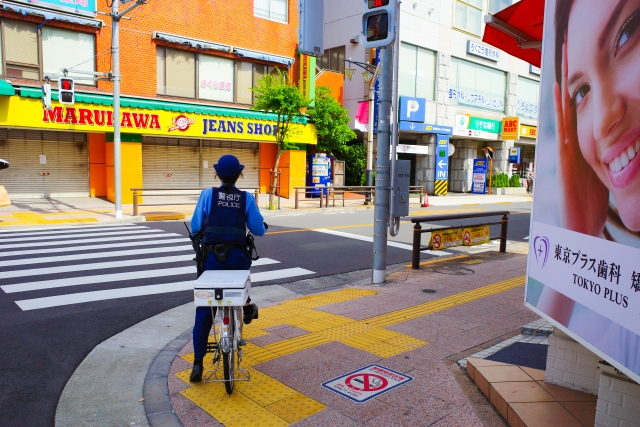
left=322, top=364, right=413, bottom=403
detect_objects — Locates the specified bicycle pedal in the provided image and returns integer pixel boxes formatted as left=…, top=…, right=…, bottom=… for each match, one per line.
left=238, top=339, right=247, bottom=346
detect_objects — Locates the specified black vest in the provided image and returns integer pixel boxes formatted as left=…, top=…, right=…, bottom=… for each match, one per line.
left=202, top=187, right=247, bottom=246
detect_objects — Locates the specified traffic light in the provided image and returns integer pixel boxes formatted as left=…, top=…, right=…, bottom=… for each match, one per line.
left=362, top=0, right=396, bottom=48
left=41, top=83, right=52, bottom=110
left=298, top=0, right=324, bottom=57
left=59, top=77, right=74, bottom=105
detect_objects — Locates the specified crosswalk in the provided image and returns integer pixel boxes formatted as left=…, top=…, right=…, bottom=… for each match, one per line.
left=0, top=224, right=315, bottom=312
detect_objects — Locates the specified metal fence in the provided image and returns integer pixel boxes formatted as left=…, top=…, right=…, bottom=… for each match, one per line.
left=293, top=185, right=426, bottom=209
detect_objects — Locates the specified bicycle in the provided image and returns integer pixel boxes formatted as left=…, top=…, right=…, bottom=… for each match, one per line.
left=194, top=269, right=251, bottom=394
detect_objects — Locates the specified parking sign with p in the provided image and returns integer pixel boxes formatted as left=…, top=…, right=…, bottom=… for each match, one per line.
left=399, top=96, right=426, bottom=123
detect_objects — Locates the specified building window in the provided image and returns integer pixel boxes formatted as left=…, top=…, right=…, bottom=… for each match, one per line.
left=42, top=26, right=96, bottom=86
left=517, top=76, right=539, bottom=118
left=399, top=43, right=436, bottom=101
left=156, top=46, right=280, bottom=104
left=488, top=0, right=516, bottom=14
left=3, top=20, right=40, bottom=80
left=317, top=46, right=345, bottom=74
left=0, top=20, right=97, bottom=84
left=449, top=57, right=506, bottom=112
left=454, top=0, right=482, bottom=36
left=254, top=0, right=288, bottom=24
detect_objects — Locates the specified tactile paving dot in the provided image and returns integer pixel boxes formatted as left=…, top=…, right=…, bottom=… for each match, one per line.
left=266, top=393, right=326, bottom=424
left=241, top=380, right=297, bottom=406
left=201, top=393, right=263, bottom=424
left=180, top=384, right=228, bottom=406
left=225, top=408, right=288, bottom=427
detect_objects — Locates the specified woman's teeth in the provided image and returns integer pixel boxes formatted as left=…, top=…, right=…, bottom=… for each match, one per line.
left=609, top=140, right=640, bottom=173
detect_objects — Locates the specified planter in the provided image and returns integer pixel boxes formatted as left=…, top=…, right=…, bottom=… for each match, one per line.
left=489, top=187, right=527, bottom=195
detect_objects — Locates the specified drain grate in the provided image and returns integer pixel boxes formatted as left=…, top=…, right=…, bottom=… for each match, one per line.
left=422, top=289, right=437, bottom=294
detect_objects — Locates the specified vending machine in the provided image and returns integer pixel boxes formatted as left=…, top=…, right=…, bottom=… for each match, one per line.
left=306, top=153, right=332, bottom=197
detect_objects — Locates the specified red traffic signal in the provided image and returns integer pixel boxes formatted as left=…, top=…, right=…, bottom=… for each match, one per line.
left=59, top=77, right=74, bottom=105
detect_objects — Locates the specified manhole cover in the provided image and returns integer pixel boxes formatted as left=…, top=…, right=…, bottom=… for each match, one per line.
left=422, top=289, right=437, bottom=294
left=431, top=266, right=475, bottom=275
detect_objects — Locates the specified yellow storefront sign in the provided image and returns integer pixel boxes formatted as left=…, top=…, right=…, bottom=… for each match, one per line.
left=463, top=225, right=490, bottom=246
left=0, top=96, right=317, bottom=144
left=430, top=228, right=463, bottom=250
left=501, top=117, right=519, bottom=138
left=519, top=124, right=537, bottom=139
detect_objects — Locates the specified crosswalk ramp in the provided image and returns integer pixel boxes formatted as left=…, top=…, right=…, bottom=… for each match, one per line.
left=0, top=223, right=315, bottom=311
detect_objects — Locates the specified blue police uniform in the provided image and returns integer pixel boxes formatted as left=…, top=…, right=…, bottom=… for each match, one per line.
left=190, top=156, right=266, bottom=369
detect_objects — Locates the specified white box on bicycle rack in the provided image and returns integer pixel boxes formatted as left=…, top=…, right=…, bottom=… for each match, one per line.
left=194, top=270, right=251, bottom=307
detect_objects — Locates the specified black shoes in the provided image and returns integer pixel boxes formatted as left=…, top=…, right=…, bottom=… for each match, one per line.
left=243, top=303, right=259, bottom=325
left=189, top=363, right=203, bottom=382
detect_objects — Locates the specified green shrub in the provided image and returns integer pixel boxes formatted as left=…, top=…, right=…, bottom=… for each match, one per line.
left=491, top=173, right=510, bottom=188
left=509, top=174, right=522, bottom=187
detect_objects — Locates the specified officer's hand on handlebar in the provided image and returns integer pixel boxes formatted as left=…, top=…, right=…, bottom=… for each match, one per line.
left=264, top=222, right=268, bottom=230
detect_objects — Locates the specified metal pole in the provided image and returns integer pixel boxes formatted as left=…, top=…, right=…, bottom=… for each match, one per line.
left=365, top=82, right=375, bottom=203
left=388, top=4, right=401, bottom=237
left=372, top=46, right=393, bottom=284
left=111, top=1, right=122, bottom=219
left=412, top=223, right=422, bottom=270
left=500, top=213, right=509, bottom=253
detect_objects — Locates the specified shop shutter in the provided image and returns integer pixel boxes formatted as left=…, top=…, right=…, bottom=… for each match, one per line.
left=142, top=137, right=200, bottom=188
left=4, top=20, right=39, bottom=66
left=200, top=140, right=259, bottom=190
left=0, top=129, right=88, bottom=197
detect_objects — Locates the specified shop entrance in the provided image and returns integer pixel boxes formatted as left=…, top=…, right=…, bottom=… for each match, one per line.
left=0, top=129, right=89, bottom=197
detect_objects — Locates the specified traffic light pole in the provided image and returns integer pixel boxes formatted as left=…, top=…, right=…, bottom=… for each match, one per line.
left=372, top=45, right=393, bottom=284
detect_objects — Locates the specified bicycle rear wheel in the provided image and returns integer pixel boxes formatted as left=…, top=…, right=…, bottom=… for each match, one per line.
left=222, top=308, right=236, bottom=394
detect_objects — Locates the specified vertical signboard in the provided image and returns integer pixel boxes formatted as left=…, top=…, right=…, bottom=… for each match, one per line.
left=526, top=0, right=640, bottom=383
left=299, top=54, right=316, bottom=106
left=434, top=135, right=449, bottom=195
left=471, top=158, right=487, bottom=194
left=373, top=48, right=380, bottom=135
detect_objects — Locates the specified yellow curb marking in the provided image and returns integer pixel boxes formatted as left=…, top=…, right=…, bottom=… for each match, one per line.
left=0, top=212, right=98, bottom=226
left=405, top=254, right=469, bottom=268
left=462, top=259, right=485, bottom=265
left=177, top=277, right=525, bottom=424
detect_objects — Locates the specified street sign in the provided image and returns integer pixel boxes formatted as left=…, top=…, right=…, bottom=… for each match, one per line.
left=298, top=0, right=324, bottom=57
left=430, top=228, right=463, bottom=250
left=509, top=146, right=521, bottom=164
left=398, top=121, right=453, bottom=134
left=397, top=144, right=428, bottom=154
left=399, top=96, right=426, bottom=123
left=322, top=364, right=413, bottom=403
left=362, top=0, right=397, bottom=48
left=434, top=135, right=449, bottom=195
left=471, top=158, right=487, bottom=194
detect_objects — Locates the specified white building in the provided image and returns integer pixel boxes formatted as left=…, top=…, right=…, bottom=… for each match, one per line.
left=322, top=0, right=539, bottom=193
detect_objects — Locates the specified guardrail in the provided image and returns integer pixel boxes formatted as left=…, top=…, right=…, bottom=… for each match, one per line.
left=130, top=187, right=259, bottom=216
left=410, top=211, right=510, bottom=269
left=293, top=186, right=426, bottom=209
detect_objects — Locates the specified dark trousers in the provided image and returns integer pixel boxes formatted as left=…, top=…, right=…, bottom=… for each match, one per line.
left=193, top=249, right=252, bottom=362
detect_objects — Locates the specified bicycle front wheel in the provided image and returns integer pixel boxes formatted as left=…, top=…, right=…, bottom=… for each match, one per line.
left=222, top=307, right=236, bottom=394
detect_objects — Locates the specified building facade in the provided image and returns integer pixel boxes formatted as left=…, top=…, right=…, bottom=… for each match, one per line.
left=324, top=0, right=539, bottom=194
left=0, top=0, right=316, bottom=202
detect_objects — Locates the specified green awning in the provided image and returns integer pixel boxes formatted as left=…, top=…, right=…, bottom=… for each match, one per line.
left=0, top=80, right=15, bottom=96
left=19, top=87, right=308, bottom=124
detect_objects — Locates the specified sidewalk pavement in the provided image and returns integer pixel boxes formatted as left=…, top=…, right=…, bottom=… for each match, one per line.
left=55, top=248, right=538, bottom=427
left=0, top=193, right=531, bottom=228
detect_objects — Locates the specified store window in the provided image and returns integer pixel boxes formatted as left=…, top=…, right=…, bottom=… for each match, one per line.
left=517, top=76, right=539, bottom=119
left=399, top=43, right=436, bottom=101
left=1, top=20, right=96, bottom=84
left=3, top=20, right=40, bottom=80
left=488, top=0, right=516, bottom=14
left=42, top=27, right=96, bottom=86
left=254, top=0, right=288, bottom=24
left=317, top=46, right=345, bottom=74
left=454, top=0, right=482, bottom=36
left=449, top=57, right=506, bottom=112
left=157, top=46, right=281, bottom=104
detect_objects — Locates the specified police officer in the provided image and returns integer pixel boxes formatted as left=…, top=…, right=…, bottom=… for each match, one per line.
left=189, top=154, right=267, bottom=382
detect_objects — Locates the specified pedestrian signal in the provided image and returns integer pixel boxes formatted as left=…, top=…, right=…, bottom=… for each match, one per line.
left=362, top=0, right=396, bottom=48
left=298, top=0, right=324, bottom=57
left=59, top=77, right=74, bottom=105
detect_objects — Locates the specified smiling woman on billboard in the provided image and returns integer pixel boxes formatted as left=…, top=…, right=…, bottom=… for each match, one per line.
left=526, top=0, right=640, bottom=385
left=553, top=0, right=640, bottom=246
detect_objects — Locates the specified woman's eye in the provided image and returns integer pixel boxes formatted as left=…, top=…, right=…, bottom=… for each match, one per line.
left=615, top=10, right=640, bottom=55
left=572, top=84, right=590, bottom=106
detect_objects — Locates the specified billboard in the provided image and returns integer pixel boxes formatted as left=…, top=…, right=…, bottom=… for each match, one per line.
left=16, top=0, right=97, bottom=15
left=526, top=0, right=640, bottom=383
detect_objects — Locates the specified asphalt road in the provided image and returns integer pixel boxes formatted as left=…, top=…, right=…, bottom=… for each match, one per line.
left=0, top=204, right=531, bottom=426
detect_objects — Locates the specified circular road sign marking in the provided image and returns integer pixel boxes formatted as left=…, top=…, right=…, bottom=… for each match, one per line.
left=345, top=373, right=388, bottom=392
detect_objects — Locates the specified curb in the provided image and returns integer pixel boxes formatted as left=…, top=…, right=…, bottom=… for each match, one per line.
left=144, top=329, right=192, bottom=427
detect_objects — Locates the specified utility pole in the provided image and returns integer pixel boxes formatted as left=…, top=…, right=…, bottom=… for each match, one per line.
left=372, top=45, right=393, bottom=284
left=110, top=0, right=147, bottom=219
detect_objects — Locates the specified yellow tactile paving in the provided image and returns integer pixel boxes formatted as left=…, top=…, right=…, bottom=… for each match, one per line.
left=0, top=212, right=98, bottom=226
left=177, top=276, right=526, bottom=425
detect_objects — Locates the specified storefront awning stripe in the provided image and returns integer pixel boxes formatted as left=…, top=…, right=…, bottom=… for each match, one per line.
left=0, top=81, right=16, bottom=96
left=153, top=32, right=231, bottom=52
left=2, top=2, right=102, bottom=28
left=234, top=48, right=294, bottom=67
left=18, top=87, right=308, bottom=124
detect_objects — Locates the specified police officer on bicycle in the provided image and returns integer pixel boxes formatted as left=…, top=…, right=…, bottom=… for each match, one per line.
left=189, top=154, right=267, bottom=382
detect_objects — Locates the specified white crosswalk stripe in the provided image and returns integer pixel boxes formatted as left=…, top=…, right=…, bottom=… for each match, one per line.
left=0, top=225, right=315, bottom=311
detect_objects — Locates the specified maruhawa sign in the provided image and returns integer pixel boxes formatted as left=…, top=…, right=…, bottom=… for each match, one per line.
left=0, top=97, right=317, bottom=144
